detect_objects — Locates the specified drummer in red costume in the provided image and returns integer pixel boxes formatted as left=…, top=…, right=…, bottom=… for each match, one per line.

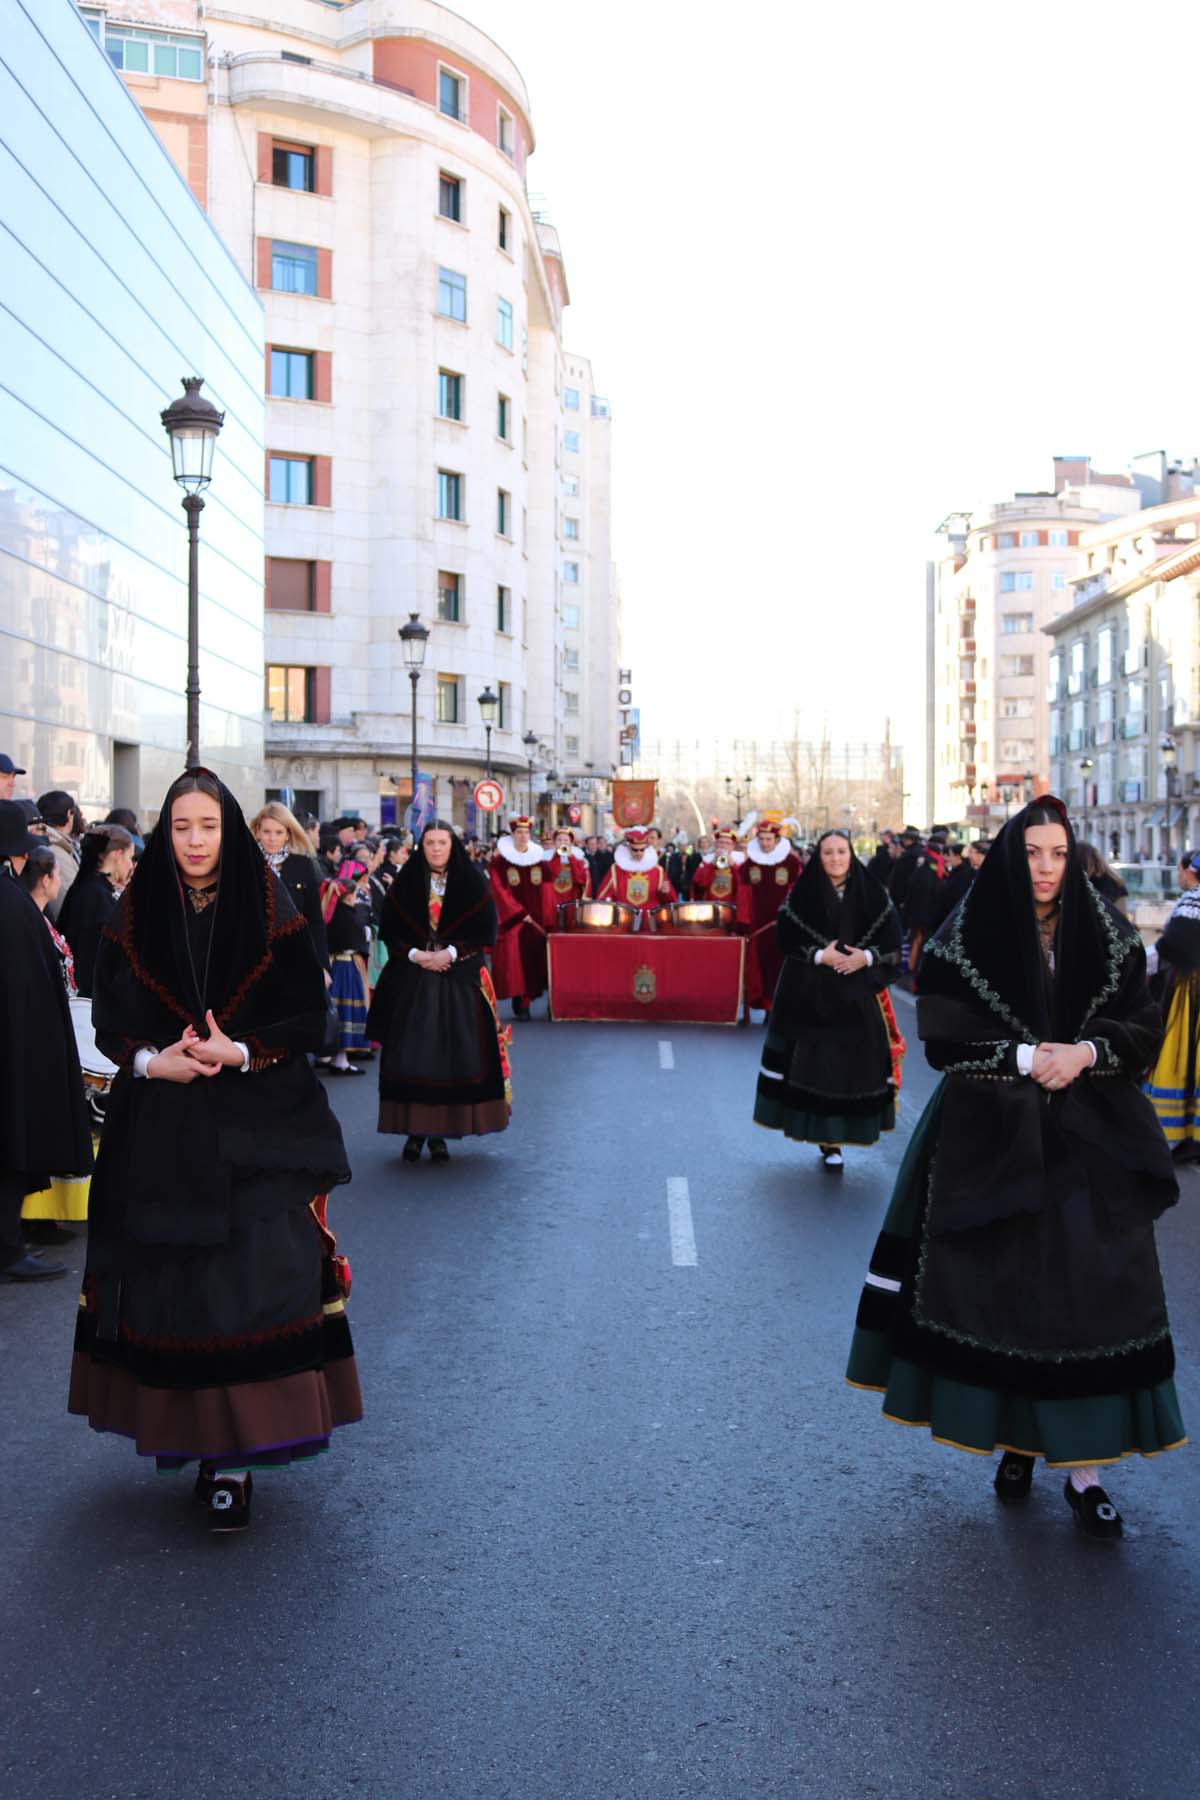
left=542, top=826, right=591, bottom=926
left=737, top=811, right=803, bottom=1015
left=489, top=815, right=547, bottom=1019
left=595, top=827, right=676, bottom=917
left=690, top=826, right=745, bottom=904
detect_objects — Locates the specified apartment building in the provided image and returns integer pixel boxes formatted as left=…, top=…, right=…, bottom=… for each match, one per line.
left=80, top=0, right=619, bottom=826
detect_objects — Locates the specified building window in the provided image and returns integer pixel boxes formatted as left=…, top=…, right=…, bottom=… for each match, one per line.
left=497, top=106, right=514, bottom=158
left=497, top=489, right=511, bottom=537
left=497, top=585, right=511, bottom=633
left=1049, top=528, right=1069, bottom=547
left=1018, top=530, right=1039, bottom=548
left=438, top=267, right=467, bottom=322
left=562, top=562, right=580, bottom=584
left=269, top=349, right=313, bottom=399
left=1098, top=627, right=1114, bottom=686
left=498, top=682, right=510, bottom=728
left=439, top=68, right=465, bottom=121
left=591, top=397, right=611, bottom=418
left=273, top=144, right=313, bottom=191
left=268, top=455, right=313, bottom=504
left=563, top=475, right=580, bottom=497
left=266, top=665, right=314, bottom=723
left=436, top=675, right=462, bottom=723
left=498, top=206, right=511, bottom=251
left=999, top=655, right=1035, bottom=678
left=1051, top=572, right=1067, bottom=591
left=1000, top=613, right=1034, bottom=634
left=266, top=559, right=316, bottom=611
left=563, top=603, right=581, bottom=629
left=104, top=25, right=203, bottom=80
left=271, top=241, right=318, bottom=294
left=497, top=393, right=511, bottom=440
left=565, top=735, right=580, bottom=758
left=563, top=387, right=581, bottom=411
left=437, top=470, right=463, bottom=521
left=497, top=297, right=514, bottom=350
left=437, top=571, right=461, bottom=622
left=564, top=430, right=581, bottom=453
left=1001, top=698, right=1033, bottom=719
left=999, top=739, right=1036, bottom=763
left=997, top=532, right=1016, bottom=549
left=564, top=691, right=580, bottom=715
left=563, top=517, right=579, bottom=540
left=438, top=370, right=463, bottom=421
left=438, top=174, right=462, bottom=222
left=564, top=648, right=580, bottom=671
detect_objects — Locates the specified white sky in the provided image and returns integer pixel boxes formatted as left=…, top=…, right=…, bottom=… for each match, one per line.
left=463, top=0, right=1200, bottom=780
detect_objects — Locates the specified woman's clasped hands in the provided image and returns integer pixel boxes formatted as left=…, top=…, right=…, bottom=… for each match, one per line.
left=148, top=1011, right=245, bottom=1082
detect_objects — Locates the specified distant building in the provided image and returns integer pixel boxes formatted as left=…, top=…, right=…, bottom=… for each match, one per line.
left=1, top=2, right=265, bottom=818
left=81, top=0, right=619, bottom=829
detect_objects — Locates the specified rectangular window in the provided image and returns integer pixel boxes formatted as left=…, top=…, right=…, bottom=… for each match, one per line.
left=438, top=267, right=467, bottom=322
left=437, top=571, right=461, bottom=622
left=105, top=26, right=203, bottom=80
left=997, top=532, right=1016, bottom=549
left=497, top=489, right=511, bottom=536
left=1018, top=530, right=1039, bottom=547
left=271, top=241, right=318, bottom=295
left=1000, top=613, right=1034, bottom=634
left=438, top=174, right=462, bottom=222
left=439, top=69, right=465, bottom=121
left=1051, top=572, right=1067, bottom=590
left=498, top=206, right=511, bottom=251
left=498, top=682, right=510, bottom=728
left=564, top=430, right=581, bottom=453
left=566, top=735, right=580, bottom=758
left=269, top=349, right=314, bottom=399
left=1000, top=572, right=1015, bottom=593
left=563, top=603, right=581, bottom=629
left=497, top=297, right=514, bottom=350
left=564, top=691, right=580, bottom=715
left=1098, top=628, right=1114, bottom=686
left=1049, top=528, right=1069, bottom=547
left=564, top=648, right=580, bottom=671
left=1000, top=655, right=1035, bottom=677
left=436, top=675, right=461, bottom=723
left=266, top=559, right=315, bottom=611
left=497, top=393, right=511, bottom=440
left=563, top=517, right=580, bottom=540
left=1001, top=698, right=1034, bottom=718
left=562, top=562, right=580, bottom=584
left=563, top=475, right=580, bottom=497
left=564, top=387, right=581, bottom=410
left=268, top=455, right=313, bottom=505
left=1000, top=739, right=1036, bottom=763
left=273, top=144, right=313, bottom=191
left=438, top=370, right=463, bottom=421
left=437, top=470, right=463, bottom=521
left=266, top=665, right=314, bottom=723
left=497, top=106, right=514, bottom=158
left=1015, top=571, right=1034, bottom=591
left=497, top=586, right=511, bottom=633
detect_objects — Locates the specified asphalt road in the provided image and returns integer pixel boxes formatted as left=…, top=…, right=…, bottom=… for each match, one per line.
left=4, top=993, right=1200, bottom=1800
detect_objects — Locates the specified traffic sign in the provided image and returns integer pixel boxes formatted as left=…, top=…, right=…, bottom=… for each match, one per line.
left=474, top=779, right=505, bottom=813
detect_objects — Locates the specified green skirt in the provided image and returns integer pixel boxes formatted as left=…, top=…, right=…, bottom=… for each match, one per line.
left=846, top=1085, right=1187, bottom=1467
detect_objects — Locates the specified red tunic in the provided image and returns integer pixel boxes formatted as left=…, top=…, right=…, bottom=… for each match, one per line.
left=595, top=854, right=676, bottom=916
left=488, top=846, right=548, bottom=1000
left=541, top=850, right=591, bottom=927
left=736, top=849, right=802, bottom=1007
left=689, top=854, right=743, bottom=907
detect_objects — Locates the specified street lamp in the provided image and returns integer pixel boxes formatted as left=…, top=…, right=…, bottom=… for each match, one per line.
left=477, top=685, right=499, bottom=842
left=725, top=773, right=751, bottom=821
left=398, top=612, right=429, bottom=831
left=1162, top=736, right=1178, bottom=860
left=544, top=768, right=560, bottom=834
left=523, top=729, right=539, bottom=815
left=160, top=377, right=224, bottom=769
left=1079, top=757, right=1095, bottom=840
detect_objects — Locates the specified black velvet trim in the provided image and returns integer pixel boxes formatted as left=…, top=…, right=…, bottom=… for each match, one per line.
left=855, top=1285, right=903, bottom=1333
left=74, top=1306, right=355, bottom=1391
left=868, top=1231, right=911, bottom=1282
left=885, top=1303, right=1175, bottom=1400
left=755, top=1074, right=891, bottom=1117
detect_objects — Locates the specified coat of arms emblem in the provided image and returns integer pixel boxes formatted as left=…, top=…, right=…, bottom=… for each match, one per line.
left=749, top=865, right=762, bottom=885
left=775, top=866, right=789, bottom=885
left=626, top=874, right=650, bottom=906
left=633, top=964, right=656, bottom=1004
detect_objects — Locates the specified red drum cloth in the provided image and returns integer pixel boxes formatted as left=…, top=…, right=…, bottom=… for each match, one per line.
left=548, top=934, right=745, bottom=1023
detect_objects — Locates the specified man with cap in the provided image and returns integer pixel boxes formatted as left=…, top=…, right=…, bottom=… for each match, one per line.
left=0, top=801, right=93, bottom=1281
left=595, top=827, right=676, bottom=918
left=489, top=815, right=549, bottom=1018
left=0, top=753, right=25, bottom=802
left=541, top=825, right=591, bottom=925
left=690, top=825, right=745, bottom=904
left=736, top=812, right=803, bottom=1013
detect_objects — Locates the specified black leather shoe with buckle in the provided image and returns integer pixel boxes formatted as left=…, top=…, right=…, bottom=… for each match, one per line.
left=994, top=1451, right=1035, bottom=1502
left=1064, top=1478, right=1123, bottom=1540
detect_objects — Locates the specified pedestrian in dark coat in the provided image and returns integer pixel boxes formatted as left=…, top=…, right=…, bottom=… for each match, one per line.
left=927, top=842, right=973, bottom=933
left=251, top=801, right=329, bottom=969
left=56, top=823, right=135, bottom=996
left=0, top=804, right=93, bottom=1282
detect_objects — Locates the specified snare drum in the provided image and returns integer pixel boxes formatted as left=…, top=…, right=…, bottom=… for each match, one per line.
left=71, top=995, right=118, bottom=1131
left=558, top=899, right=638, bottom=934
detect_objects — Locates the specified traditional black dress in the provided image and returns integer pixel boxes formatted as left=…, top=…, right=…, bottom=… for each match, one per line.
left=754, top=841, right=903, bottom=1146
left=267, top=847, right=328, bottom=968
left=69, top=773, right=362, bottom=1470
left=57, top=868, right=119, bottom=997
left=367, top=834, right=510, bottom=1139
left=847, top=800, right=1185, bottom=1467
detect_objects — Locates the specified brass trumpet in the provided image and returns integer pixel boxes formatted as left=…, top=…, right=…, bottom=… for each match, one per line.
left=715, top=851, right=730, bottom=869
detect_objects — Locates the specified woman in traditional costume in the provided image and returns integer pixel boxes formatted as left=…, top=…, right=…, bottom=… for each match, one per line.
left=322, top=860, right=371, bottom=1074
left=368, top=821, right=509, bottom=1164
left=57, top=822, right=135, bottom=996
left=754, top=829, right=903, bottom=1170
left=69, top=769, right=361, bottom=1533
left=847, top=797, right=1183, bottom=1540
left=1144, top=852, right=1200, bottom=1160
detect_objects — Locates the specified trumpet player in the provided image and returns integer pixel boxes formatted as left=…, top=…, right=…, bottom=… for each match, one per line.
left=690, top=826, right=745, bottom=904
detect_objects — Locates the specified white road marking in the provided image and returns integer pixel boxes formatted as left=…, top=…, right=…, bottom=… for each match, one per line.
left=658, top=1040, right=675, bottom=1070
left=667, top=1176, right=697, bottom=1266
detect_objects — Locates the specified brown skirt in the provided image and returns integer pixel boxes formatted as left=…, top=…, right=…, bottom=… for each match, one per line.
left=378, top=1098, right=509, bottom=1138
left=68, top=1351, right=362, bottom=1466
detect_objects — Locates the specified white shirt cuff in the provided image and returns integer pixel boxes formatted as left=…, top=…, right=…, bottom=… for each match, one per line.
left=1146, top=943, right=1159, bottom=976
left=863, top=949, right=874, bottom=968
left=133, top=1046, right=157, bottom=1079
left=408, top=947, right=421, bottom=963
left=235, top=1041, right=250, bottom=1072
left=1016, top=1043, right=1035, bottom=1077
left=447, top=945, right=457, bottom=963
left=1082, top=1040, right=1097, bottom=1066
left=814, top=948, right=825, bottom=964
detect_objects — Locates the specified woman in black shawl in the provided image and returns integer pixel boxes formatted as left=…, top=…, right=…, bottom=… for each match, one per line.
left=847, top=798, right=1183, bottom=1539
left=69, top=770, right=361, bottom=1533
left=56, top=822, right=135, bottom=997
left=367, top=821, right=509, bottom=1163
left=754, top=829, right=903, bottom=1169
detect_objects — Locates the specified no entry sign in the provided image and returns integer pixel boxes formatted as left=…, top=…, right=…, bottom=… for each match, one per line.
left=474, top=779, right=505, bottom=813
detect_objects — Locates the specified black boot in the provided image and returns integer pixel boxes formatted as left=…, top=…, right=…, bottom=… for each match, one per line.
left=402, top=1136, right=425, bottom=1162
left=428, top=1138, right=450, bottom=1164
left=993, top=1451, right=1035, bottom=1502
left=207, top=1472, right=253, bottom=1533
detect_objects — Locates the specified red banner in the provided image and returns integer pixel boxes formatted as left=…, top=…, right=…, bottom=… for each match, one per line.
left=548, top=934, right=744, bottom=1023
left=612, top=779, right=657, bottom=828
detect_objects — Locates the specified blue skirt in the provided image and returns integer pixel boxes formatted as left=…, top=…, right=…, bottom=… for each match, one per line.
left=330, top=956, right=369, bottom=1050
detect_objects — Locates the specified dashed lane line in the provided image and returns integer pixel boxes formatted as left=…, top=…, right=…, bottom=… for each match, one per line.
left=667, top=1176, right=697, bottom=1267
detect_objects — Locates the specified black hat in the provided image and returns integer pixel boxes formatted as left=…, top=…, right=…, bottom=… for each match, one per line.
left=0, top=799, right=41, bottom=858
left=0, top=753, right=26, bottom=776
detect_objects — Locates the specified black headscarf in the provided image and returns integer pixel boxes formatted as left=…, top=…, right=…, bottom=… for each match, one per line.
left=922, top=795, right=1133, bottom=1043
left=782, top=830, right=891, bottom=947
left=380, top=821, right=496, bottom=953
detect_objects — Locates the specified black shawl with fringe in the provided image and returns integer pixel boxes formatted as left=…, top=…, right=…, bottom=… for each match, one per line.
left=366, top=830, right=496, bottom=1043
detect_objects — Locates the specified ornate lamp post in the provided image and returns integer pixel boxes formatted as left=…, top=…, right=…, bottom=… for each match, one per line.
left=725, top=773, right=751, bottom=822
left=398, top=612, right=429, bottom=830
left=523, top=729, right=538, bottom=814
left=477, top=685, right=498, bottom=841
left=160, top=377, right=224, bottom=769
left=1162, top=735, right=1178, bottom=861
left=1079, top=757, right=1095, bottom=840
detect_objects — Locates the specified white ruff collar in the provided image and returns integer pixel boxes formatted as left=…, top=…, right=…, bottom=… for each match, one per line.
left=615, top=843, right=659, bottom=874
left=746, top=839, right=792, bottom=866
left=703, top=849, right=745, bottom=866
left=496, top=835, right=543, bottom=867
left=544, top=845, right=587, bottom=863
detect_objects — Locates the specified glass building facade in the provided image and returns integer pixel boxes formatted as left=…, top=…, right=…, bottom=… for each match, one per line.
left=1, top=0, right=265, bottom=818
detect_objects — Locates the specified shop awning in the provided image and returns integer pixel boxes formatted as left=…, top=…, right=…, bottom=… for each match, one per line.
left=1146, top=806, right=1167, bottom=827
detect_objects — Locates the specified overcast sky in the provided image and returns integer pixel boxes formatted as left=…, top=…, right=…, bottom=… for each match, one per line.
left=463, top=0, right=1200, bottom=777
